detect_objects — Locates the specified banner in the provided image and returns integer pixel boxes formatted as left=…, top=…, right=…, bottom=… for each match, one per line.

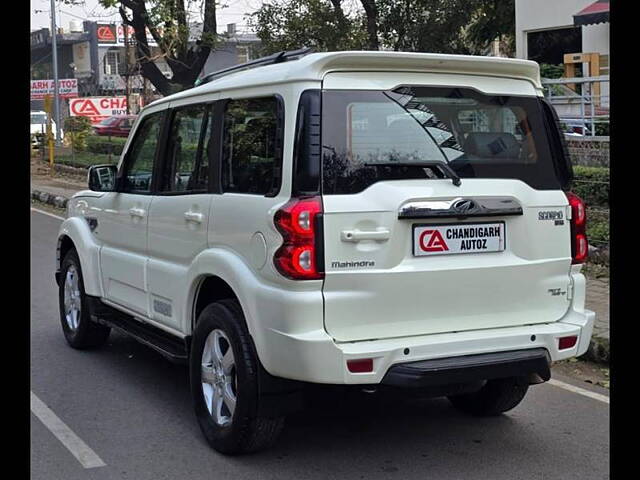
left=31, top=79, right=78, bottom=100
left=96, top=23, right=158, bottom=46
left=69, top=96, right=130, bottom=124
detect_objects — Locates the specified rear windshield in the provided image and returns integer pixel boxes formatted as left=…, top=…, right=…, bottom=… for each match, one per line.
left=321, top=87, right=568, bottom=194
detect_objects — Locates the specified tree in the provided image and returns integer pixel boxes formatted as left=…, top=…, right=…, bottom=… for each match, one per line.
left=96, top=1, right=218, bottom=96
left=251, top=0, right=515, bottom=56
left=249, top=0, right=367, bottom=55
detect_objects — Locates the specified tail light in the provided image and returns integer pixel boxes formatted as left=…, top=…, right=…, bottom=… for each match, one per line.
left=566, top=192, right=588, bottom=264
left=273, top=196, right=324, bottom=280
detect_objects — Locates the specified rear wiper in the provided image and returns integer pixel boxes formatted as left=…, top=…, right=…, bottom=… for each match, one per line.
left=364, top=161, right=462, bottom=187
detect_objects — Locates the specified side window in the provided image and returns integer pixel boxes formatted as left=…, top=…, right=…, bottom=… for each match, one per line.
left=122, top=112, right=163, bottom=193
left=221, top=97, right=282, bottom=195
left=160, top=104, right=210, bottom=193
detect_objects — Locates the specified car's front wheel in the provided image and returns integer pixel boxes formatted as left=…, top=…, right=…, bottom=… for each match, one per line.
left=189, top=299, right=284, bottom=454
left=58, top=249, right=111, bottom=349
left=447, top=376, right=529, bottom=416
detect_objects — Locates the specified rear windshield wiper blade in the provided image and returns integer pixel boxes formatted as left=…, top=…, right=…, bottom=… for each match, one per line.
left=364, top=161, right=462, bottom=187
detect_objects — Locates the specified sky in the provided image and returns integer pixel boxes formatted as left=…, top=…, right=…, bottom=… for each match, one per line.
left=30, top=0, right=261, bottom=34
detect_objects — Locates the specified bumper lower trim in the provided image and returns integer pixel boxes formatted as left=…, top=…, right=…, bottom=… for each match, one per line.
left=381, top=348, right=551, bottom=388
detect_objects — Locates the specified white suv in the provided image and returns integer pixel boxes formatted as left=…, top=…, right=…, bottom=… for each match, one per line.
left=56, top=50, right=595, bottom=454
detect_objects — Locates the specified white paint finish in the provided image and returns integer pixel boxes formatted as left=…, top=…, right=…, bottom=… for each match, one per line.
left=30, top=391, right=106, bottom=469
left=323, top=71, right=541, bottom=95
left=149, top=51, right=542, bottom=107
left=96, top=193, right=153, bottom=316
left=57, top=215, right=104, bottom=297
left=547, top=378, right=609, bottom=404
left=322, top=178, right=573, bottom=342
left=147, top=194, right=213, bottom=329
left=57, top=53, right=596, bottom=387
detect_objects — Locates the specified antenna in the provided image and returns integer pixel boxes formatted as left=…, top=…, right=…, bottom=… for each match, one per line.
left=194, top=47, right=314, bottom=87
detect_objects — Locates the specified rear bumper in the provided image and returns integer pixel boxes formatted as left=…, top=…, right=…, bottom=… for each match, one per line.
left=258, top=307, right=595, bottom=385
left=382, top=348, right=550, bottom=388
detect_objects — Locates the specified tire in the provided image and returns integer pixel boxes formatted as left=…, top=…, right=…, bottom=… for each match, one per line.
left=58, top=249, right=111, bottom=349
left=189, top=299, right=284, bottom=454
left=447, top=377, right=529, bottom=416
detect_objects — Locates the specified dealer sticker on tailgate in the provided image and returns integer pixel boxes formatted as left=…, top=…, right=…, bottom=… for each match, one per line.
left=413, top=222, right=505, bottom=256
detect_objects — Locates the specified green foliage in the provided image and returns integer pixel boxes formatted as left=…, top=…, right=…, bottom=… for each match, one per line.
left=249, top=0, right=368, bottom=54
left=63, top=116, right=93, bottom=151
left=539, top=63, right=564, bottom=79
left=251, top=0, right=515, bottom=55
left=572, top=166, right=609, bottom=208
left=86, top=135, right=128, bottom=156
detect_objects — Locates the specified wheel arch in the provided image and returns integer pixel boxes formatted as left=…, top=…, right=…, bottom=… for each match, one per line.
left=191, top=274, right=240, bottom=333
left=56, top=217, right=103, bottom=297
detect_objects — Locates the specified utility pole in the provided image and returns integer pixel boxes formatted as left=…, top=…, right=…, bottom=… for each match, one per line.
left=50, top=0, right=62, bottom=146
left=124, top=24, right=131, bottom=114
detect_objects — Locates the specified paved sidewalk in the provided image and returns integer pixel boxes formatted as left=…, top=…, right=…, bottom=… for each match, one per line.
left=586, top=278, right=609, bottom=340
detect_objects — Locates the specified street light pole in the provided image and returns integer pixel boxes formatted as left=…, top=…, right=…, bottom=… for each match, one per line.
left=50, top=0, right=62, bottom=145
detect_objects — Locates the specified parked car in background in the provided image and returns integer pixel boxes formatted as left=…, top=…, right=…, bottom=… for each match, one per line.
left=30, top=110, right=63, bottom=145
left=93, top=115, right=137, bottom=137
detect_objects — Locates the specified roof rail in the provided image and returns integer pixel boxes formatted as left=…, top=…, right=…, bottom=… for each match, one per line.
left=194, top=47, right=314, bottom=87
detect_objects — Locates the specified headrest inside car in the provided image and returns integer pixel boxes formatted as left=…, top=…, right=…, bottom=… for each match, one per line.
left=463, top=132, right=521, bottom=158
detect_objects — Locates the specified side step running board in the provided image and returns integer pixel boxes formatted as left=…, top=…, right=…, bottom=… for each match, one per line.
left=87, top=297, right=189, bottom=364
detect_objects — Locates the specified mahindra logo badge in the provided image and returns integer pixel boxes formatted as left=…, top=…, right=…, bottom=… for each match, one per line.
left=452, top=198, right=479, bottom=214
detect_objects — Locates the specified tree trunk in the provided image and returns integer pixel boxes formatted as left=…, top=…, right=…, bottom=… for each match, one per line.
left=360, top=0, right=380, bottom=50
left=119, top=0, right=217, bottom=96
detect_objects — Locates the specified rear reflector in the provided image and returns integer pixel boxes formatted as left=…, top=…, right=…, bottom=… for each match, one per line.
left=558, top=336, right=578, bottom=350
left=347, top=358, right=374, bottom=373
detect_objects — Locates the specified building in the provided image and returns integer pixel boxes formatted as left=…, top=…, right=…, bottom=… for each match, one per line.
left=515, top=0, right=609, bottom=126
left=31, top=20, right=261, bottom=115
left=515, top=0, right=609, bottom=68
left=196, top=23, right=261, bottom=78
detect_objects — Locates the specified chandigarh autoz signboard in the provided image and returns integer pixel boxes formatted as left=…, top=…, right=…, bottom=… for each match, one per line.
left=69, top=97, right=129, bottom=124
left=31, top=79, right=78, bottom=100
left=413, top=222, right=505, bottom=256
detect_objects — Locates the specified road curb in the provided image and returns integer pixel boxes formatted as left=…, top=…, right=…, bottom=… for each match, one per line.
left=31, top=189, right=69, bottom=209
left=585, top=336, right=609, bottom=364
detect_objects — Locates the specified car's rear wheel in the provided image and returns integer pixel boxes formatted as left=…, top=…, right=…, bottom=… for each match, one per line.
left=58, top=249, right=111, bottom=349
left=447, top=377, right=529, bottom=416
left=190, top=299, right=284, bottom=454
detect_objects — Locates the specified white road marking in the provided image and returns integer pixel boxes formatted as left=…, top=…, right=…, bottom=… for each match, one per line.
left=31, top=207, right=65, bottom=221
left=548, top=378, right=610, bottom=404
left=30, top=391, right=106, bottom=469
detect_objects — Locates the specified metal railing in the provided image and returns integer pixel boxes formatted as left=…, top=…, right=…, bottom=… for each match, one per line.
left=542, top=75, right=609, bottom=137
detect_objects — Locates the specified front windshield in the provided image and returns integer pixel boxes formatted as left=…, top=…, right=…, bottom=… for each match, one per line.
left=31, top=113, right=47, bottom=125
left=322, top=87, right=568, bottom=194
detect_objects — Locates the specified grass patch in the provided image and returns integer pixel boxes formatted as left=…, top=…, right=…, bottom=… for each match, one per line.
left=53, top=151, right=118, bottom=169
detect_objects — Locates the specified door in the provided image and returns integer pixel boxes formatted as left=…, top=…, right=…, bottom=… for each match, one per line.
left=320, top=85, right=574, bottom=342
left=99, top=110, right=165, bottom=317
left=147, top=102, right=215, bottom=330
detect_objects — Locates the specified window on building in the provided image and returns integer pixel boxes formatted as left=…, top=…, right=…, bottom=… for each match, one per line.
left=237, top=45, right=250, bottom=64
left=103, top=50, right=120, bottom=75
left=527, top=28, right=582, bottom=65
left=221, top=97, right=282, bottom=195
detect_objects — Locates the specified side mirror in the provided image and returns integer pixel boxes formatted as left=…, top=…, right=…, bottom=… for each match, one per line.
left=88, top=164, right=118, bottom=192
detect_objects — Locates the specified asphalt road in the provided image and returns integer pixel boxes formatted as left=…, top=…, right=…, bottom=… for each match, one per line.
left=30, top=209, right=610, bottom=480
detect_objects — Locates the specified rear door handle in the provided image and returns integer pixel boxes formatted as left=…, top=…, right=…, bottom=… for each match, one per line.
left=341, top=228, right=390, bottom=242
left=184, top=211, right=204, bottom=224
left=129, top=207, right=146, bottom=218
